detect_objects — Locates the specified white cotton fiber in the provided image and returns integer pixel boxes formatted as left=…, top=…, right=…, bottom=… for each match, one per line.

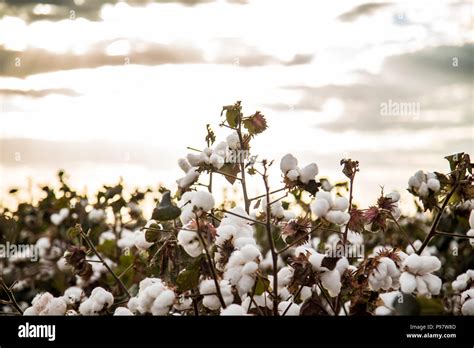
left=280, top=154, right=298, bottom=174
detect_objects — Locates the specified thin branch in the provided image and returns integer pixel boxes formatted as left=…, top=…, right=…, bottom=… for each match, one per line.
left=194, top=216, right=227, bottom=309
left=217, top=209, right=266, bottom=225
left=435, top=230, right=474, bottom=239
left=80, top=229, right=131, bottom=299
left=417, top=182, right=459, bottom=255
left=262, top=163, right=279, bottom=316
left=249, top=187, right=286, bottom=202
left=0, top=278, right=23, bottom=315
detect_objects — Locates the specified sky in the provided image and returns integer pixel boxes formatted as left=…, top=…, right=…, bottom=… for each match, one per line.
left=0, top=0, right=473, bottom=211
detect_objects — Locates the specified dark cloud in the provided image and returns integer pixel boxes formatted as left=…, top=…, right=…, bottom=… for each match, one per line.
left=0, top=41, right=205, bottom=77
left=271, top=44, right=473, bottom=132
left=338, top=2, right=392, bottom=22
left=0, top=37, right=314, bottom=77
left=0, top=88, right=79, bottom=97
left=0, top=0, right=239, bottom=22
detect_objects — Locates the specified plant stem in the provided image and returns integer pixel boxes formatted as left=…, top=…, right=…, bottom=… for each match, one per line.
left=249, top=187, right=286, bottom=202
left=194, top=216, right=227, bottom=309
left=218, top=209, right=266, bottom=225
left=81, top=229, right=131, bottom=299
left=0, top=279, right=23, bottom=315
left=435, top=230, right=474, bottom=239
left=236, top=117, right=250, bottom=213
left=417, top=183, right=458, bottom=255
left=262, top=164, right=279, bottom=316
left=342, top=175, right=355, bottom=246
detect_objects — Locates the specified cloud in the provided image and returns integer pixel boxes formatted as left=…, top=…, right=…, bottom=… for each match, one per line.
left=0, top=88, right=79, bottom=97
left=274, top=44, right=473, bottom=132
left=338, top=2, right=392, bottom=22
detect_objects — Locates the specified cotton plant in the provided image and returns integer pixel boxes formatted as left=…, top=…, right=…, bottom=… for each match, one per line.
left=399, top=254, right=442, bottom=296
left=2, top=103, right=473, bottom=318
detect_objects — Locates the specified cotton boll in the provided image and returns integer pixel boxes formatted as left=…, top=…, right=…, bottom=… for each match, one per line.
left=151, top=289, right=175, bottom=316
left=421, top=274, right=441, bottom=295
left=386, top=191, right=401, bottom=203
left=414, top=170, right=425, bottom=183
left=99, top=231, right=116, bottom=244
left=277, top=267, right=294, bottom=287
left=400, top=272, right=417, bottom=293
left=203, top=147, right=213, bottom=156
left=316, top=191, right=333, bottom=206
left=45, top=298, right=67, bottom=315
left=134, top=230, right=153, bottom=251
left=186, top=153, right=207, bottom=167
left=280, top=154, right=298, bottom=174
left=177, top=229, right=202, bottom=257
left=321, top=270, right=342, bottom=297
left=213, top=141, right=228, bottom=157
left=90, top=287, right=114, bottom=307
left=308, top=252, right=325, bottom=270
left=23, top=307, right=38, bottom=315
left=200, top=279, right=233, bottom=310
left=242, top=261, right=259, bottom=275
left=325, top=211, right=350, bottom=225
left=221, top=304, right=248, bottom=316
left=51, top=213, right=63, bottom=226
left=278, top=301, right=300, bottom=316
left=88, top=209, right=106, bottom=224
left=114, top=307, right=134, bottom=316
left=174, top=296, right=193, bottom=311
left=117, top=229, right=135, bottom=249
left=467, top=230, right=474, bottom=247
left=375, top=306, right=392, bottom=315
left=311, top=199, right=330, bottom=218
left=178, top=158, right=191, bottom=173
left=403, top=254, right=423, bottom=272
left=470, top=210, right=474, bottom=228
left=240, top=244, right=261, bottom=261
left=63, top=287, right=84, bottom=305
left=408, top=175, right=421, bottom=189
left=418, top=182, right=429, bottom=197
left=332, top=197, right=349, bottom=212
left=191, top=191, right=215, bottom=211
left=210, top=153, right=225, bottom=169
left=461, top=299, right=474, bottom=315
left=335, top=257, right=349, bottom=275
left=286, top=169, right=299, bottom=181
left=31, top=292, right=54, bottom=314
left=427, top=178, right=440, bottom=192
left=298, top=163, right=319, bottom=184
left=226, top=132, right=240, bottom=150
left=452, top=273, right=469, bottom=292
left=177, top=168, right=200, bottom=189
left=127, top=297, right=140, bottom=313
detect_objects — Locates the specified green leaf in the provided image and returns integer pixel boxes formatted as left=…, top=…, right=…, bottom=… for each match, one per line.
left=67, top=225, right=81, bottom=240
left=176, top=255, right=205, bottom=291
left=221, top=101, right=241, bottom=128
left=254, top=276, right=270, bottom=296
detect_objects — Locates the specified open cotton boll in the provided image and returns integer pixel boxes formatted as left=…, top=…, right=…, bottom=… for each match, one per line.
left=134, top=230, right=153, bottom=251
left=150, top=289, right=176, bottom=316
left=391, top=207, right=401, bottom=220
left=278, top=301, right=300, bottom=316
left=321, top=270, right=342, bottom=297
left=400, top=272, right=417, bottom=293
left=332, top=197, right=349, bottom=212
left=467, top=230, right=474, bottom=247
left=117, top=229, right=135, bottom=249
left=311, top=199, right=330, bottom=218
left=286, top=169, right=299, bottom=181
left=408, top=175, right=421, bottom=189
left=298, top=163, right=319, bottom=184
left=200, top=279, right=234, bottom=310
left=386, top=191, right=400, bottom=203
left=427, top=178, right=440, bottom=192
left=191, top=191, right=215, bottom=212
left=469, top=210, right=474, bottom=228
left=99, top=230, right=116, bottom=244
left=114, top=307, right=134, bottom=316
left=418, top=182, right=429, bottom=197
left=280, top=153, right=298, bottom=174
left=316, top=191, right=333, bottom=206
left=226, top=132, right=240, bottom=149
left=414, top=170, right=425, bottom=183
left=461, top=298, right=474, bottom=315
left=325, top=211, right=350, bottom=225
left=277, top=267, right=294, bottom=288
left=90, top=287, right=114, bottom=307
left=221, top=304, right=248, bottom=316
left=210, top=153, right=225, bottom=169
left=176, top=168, right=200, bottom=189
left=63, top=286, right=84, bottom=305
left=177, top=229, right=202, bottom=257
left=178, top=158, right=191, bottom=173
left=51, top=208, right=69, bottom=225
left=186, top=152, right=209, bottom=167
left=88, top=209, right=106, bottom=224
